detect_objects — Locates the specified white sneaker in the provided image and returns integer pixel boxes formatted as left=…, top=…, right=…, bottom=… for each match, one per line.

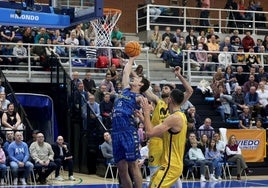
left=20, top=178, right=27, bottom=185
left=218, top=177, right=222, bottom=181
left=69, top=176, right=76, bottom=181
left=13, top=178, right=18, bottom=185
left=200, top=176, right=206, bottom=182
left=210, top=175, right=218, bottom=182
left=55, top=176, right=64, bottom=181
left=0, top=178, right=4, bottom=185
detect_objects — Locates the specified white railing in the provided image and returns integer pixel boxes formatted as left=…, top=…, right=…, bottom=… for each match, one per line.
left=137, top=4, right=268, bottom=35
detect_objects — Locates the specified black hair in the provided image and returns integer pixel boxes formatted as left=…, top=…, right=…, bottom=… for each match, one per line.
left=140, top=77, right=150, bottom=93
left=170, top=89, right=184, bottom=105
left=163, top=84, right=174, bottom=90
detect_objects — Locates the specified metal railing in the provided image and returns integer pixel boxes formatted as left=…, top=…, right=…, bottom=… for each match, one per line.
left=137, top=4, right=268, bottom=35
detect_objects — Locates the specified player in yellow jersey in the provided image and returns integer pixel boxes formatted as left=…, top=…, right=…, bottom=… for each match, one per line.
left=145, top=67, right=193, bottom=179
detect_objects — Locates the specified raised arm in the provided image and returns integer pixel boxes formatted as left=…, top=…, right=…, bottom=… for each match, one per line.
left=174, top=66, right=193, bottom=105
left=122, top=57, right=136, bottom=88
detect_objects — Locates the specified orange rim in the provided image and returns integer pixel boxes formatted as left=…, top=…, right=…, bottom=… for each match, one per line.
left=103, top=8, right=122, bottom=15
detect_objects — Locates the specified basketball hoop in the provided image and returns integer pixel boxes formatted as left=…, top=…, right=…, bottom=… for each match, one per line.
left=90, top=8, right=122, bottom=47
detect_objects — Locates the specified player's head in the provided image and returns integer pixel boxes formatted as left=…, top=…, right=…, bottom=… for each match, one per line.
left=130, top=76, right=150, bottom=93
left=169, top=89, right=184, bottom=106
left=161, top=84, right=174, bottom=98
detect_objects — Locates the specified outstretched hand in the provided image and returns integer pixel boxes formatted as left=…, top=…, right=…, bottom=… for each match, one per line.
left=173, top=66, right=182, bottom=76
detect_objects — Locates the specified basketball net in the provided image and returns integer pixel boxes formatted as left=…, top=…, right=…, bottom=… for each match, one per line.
left=90, top=8, right=122, bottom=47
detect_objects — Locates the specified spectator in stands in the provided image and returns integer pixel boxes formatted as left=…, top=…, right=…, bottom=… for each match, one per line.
left=52, top=135, right=75, bottom=181
left=100, top=93, right=113, bottom=129
left=94, top=84, right=107, bottom=103
left=52, top=29, right=67, bottom=57
left=250, top=118, right=264, bottom=129
left=87, top=94, right=102, bottom=127
left=243, top=74, right=258, bottom=93
left=185, top=106, right=202, bottom=130
left=134, top=65, right=145, bottom=77
left=30, top=132, right=57, bottom=184
left=0, top=81, right=4, bottom=93
left=0, top=25, right=16, bottom=42
left=213, top=132, right=226, bottom=154
left=234, top=66, right=247, bottom=86
left=256, top=81, right=268, bottom=117
left=64, top=31, right=79, bottom=55
left=13, top=40, right=28, bottom=66
left=224, top=66, right=239, bottom=95
left=225, top=134, right=253, bottom=180
left=83, top=72, right=96, bottom=94
left=31, top=37, right=47, bottom=67
left=218, top=46, right=233, bottom=70
left=262, top=35, right=268, bottom=51
left=211, top=67, right=225, bottom=92
left=8, top=131, right=34, bottom=185
left=233, top=46, right=246, bottom=69
left=232, top=38, right=242, bottom=52
left=26, top=129, right=40, bottom=147
left=245, top=47, right=260, bottom=72
left=258, top=46, right=268, bottom=69
left=71, top=23, right=86, bottom=46
left=206, top=28, right=219, bottom=42
left=178, top=36, right=187, bottom=50
left=205, top=138, right=222, bottom=180
left=100, top=131, right=114, bottom=164
left=256, top=66, right=268, bottom=83
left=0, top=137, right=6, bottom=185
left=207, top=34, right=219, bottom=64
left=107, top=64, right=119, bottom=88
left=1, top=44, right=14, bottom=68
left=199, top=36, right=209, bottom=51
left=220, top=37, right=235, bottom=52
left=200, top=0, right=210, bottom=27
left=161, top=27, right=174, bottom=41
left=85, top=39, right=97, bottom=67
left=171, top=28, right=182, bottom=44
left=230, top=30, right=242, bottom=46
left=0, top=91, right=10, bottom=114
left=34, top=27, right=49, bottom=44
left=232, top=85, right=246, bottom=112
left=45, top=38, right=61, bottom=65
left=254, top=38, right=263, bottom=53
left=156, top=36, right=172, bottom=59
left=244, top=86, right=261, bottom=118
left=184, top=133, right=200, bottom=174
left=197, top=30, right=207, bottom=44
left=151, top=83, right=161, bottom=98
left=238, top=105, right=252, bottom=129
left=111, top=25, right=123, bottom=41
left=180, top=100, right=193, bottom=113
left=166, top=43, right=183, bottom=68
left=189, top=138, right=217, bottom=182
left=199, top=134, right=209, bottom=155
left=2, top=103, right=23, bottom=130
left=3, top=131, right=14, bottom=160
left=145, top=0, right=162, bottom=23
left=195, top=43, right=208, bottom=72
left=198, top=118, right=214, bottom=139
left=185, top=29, right=198, bottom=49
left=84, top=23, right=95, bottom=45
left=150, top=25, right=162, bottom=54
left=22, top=27, right=34, bottom=44
left=242, top=31, right=255, bottom=52
left=100, top=73, right=116, bottom=96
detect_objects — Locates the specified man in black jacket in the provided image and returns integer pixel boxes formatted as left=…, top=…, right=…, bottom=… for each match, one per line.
left=52, top=136, right=76, bottom=181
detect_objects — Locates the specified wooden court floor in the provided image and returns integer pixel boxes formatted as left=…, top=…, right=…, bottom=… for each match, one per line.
left=11, top=171, right=268, bottom=188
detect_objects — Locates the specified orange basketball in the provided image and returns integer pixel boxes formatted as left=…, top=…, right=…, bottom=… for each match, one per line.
left=124, top=41, right=141, bottom=57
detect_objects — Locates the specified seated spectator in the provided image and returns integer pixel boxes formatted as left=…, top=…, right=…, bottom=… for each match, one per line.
left=31, top=37, right=47, bottom=67
left=245, top=47, right=260, bottom=71
left=0, top=138, right=6, bottom=185
left=218, top=47, right=233, bottom=70
left=26, top=129, right=40, bottom=147
left=257, top=47, right=268, bottom=70
left=256, top=81, right=268, bottom=117
left=111, top=25, right=123, bottom=42
left=233, top=47, right=247, bottom=70
left=256, top=66, right=268, bottom=83
left=45, top=38, right=61, bottom=66
left=161, top=27, right=175, bottom=41
left=150, top=25, right=162, bottom=54
left=1, top=44, right=14, bottom=67
left=30, top=132, right=57, bottom=184
left=207, top=35, right=219, bottom=64
left=107, top=64, right=119, bottom=88
left=0, top=25, right=16, bottom=42
left=83, top=72, right=96, bottom=94
left=22, top=27, right=34, bottom=44
left=94, top=84, right=107, bottom=103
left=250, top=118, right=265, bottom=129
left=198, top=118, right=214, bottom=139
left=242, top=30, right=255, bottom=52
left=210, top=67, right=225, bottom=93
left=145, top=0, right=162, bottom=23
left=243, top=74, right=258, bottom=94
left=206, top=28, right=220, bottom=43
left=34, top=27, right=50, bottom=44
left=185, top=106, right=202, bottom=130
left=197, top=30, right=207, bottom=44
left=0, top=91, right=10, bottom=116
left=238, top=105, right=252, bottom=129
left=2, top=103, right=23, bottom=130
left=219, top=36, right=235, bottom=52
left=156, top=36, right=172, bottom=59
left=71, top=23, right=86, bottom=46
left=232, top=85, right=246, bottom=112
left=3, top=131, right=14, bottom=158
left=254, top=38, right=263, bottom=53
left=244, top=86, right=261, bottom=118
left=64, top=31, right=79, bottom=55
left=166, top=43, right=183, bottom=68
left=213, top=132, right=226, bottom=154
left=52, top=136, right=75, bottom=181
left=171, top=28, right=182, bottom=44
left=134, top=65, right=145, bottom=77
left=100, top=73, right=116, bottom=96
left=230, top=30, right=242, bottom=46
left=199, top=134, right=209, bottom=155
left=185, top=29, right=198, bottom=49
left=234, top=66, right=247, bottom=86
left=205, top=139, right=222, bottom=180
left=224, top=66, right=238, bottom=95
left=52, top=29, right=67, bottom=57
left=195, top=43, right=208, bottom=72
left=100, top=132, right=114, bottom=164
left=188, top=138, right=217, bottom=182
left=13, top=40, right=28, bottom=66
left=225, top=134, right=253, bottom=180
left=8, top=131, right=34, bottom=185
left=86, top=40, right=97, bottom=67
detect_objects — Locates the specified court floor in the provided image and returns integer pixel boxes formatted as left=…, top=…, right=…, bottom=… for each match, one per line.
left=13, top=172, right=268, bottom=188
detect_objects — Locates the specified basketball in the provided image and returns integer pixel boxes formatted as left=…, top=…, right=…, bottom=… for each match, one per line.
left=124, top=41, right=141, bottom=57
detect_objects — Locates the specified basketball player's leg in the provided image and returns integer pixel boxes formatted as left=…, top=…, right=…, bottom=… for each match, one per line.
left=128, top=161, right=143, bottom=188
left=117, top=159, right=133, bottom=188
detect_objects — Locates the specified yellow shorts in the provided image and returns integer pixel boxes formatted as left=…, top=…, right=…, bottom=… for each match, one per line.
left=148, top=137, right=163, bottom=167
left=150, top=165, right=182, bottom=188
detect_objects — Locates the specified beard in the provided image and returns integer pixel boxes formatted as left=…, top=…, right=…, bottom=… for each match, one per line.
left=161, top=92, right=169, bottom=99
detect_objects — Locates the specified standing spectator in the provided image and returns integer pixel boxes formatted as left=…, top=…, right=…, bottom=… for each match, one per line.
left=200, top=0, right=210, bottom=27
left=52, top=136, right=75, bottom=181
left=34, top=27, right=50, bottom=44
left=205, top=139, right=222, bottom=180
left=0, top=25, right=16, bottom=42
left=100, top=132, right=114, bottom=164
left=198, top=118, right=214, bottom=139
left=83, top=72, right=96, bottom=94
left=8, top=131, right=34, bottom=185
left=150, top=25, right=162, bottom=54
left=225, top=135, right=253, bottom=180
left=30, top=132, right=57, bottom=184
left=2, top=103, right=23, bottom=130
left=242, top=31, right=255, bottom=52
